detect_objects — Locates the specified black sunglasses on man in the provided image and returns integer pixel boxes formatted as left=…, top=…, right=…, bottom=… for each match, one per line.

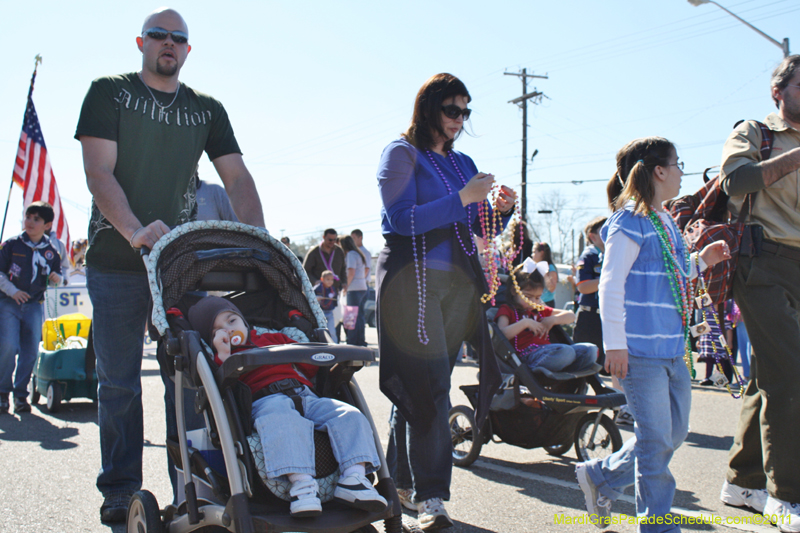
left=142, top=27, right=189, bottom=44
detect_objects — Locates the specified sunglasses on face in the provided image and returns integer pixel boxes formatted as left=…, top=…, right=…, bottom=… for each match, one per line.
left=441, top=105, right=471, bottom=120
left=142, top=27, right=189, bottom=44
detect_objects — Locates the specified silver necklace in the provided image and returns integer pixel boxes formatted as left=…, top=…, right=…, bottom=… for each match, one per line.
left=137, top=71, right=180, bottom=110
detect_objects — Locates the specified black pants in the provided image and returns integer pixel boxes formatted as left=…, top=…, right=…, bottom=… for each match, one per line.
left=573, top=308, right=605, bottom=366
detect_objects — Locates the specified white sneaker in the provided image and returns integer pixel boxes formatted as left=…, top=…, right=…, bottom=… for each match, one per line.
left=764, top=495, right=800, bottom=533
left=719, top=480, right=767, bottom=513
left=334, top=473, right=388, bottom=512
left=397, top=488, right=418, bottom=512
left=417, top=498, right=453, bottom=531
left=289, top=478, right=322, bottom=518
left=576, top=462, right=612, bottom=529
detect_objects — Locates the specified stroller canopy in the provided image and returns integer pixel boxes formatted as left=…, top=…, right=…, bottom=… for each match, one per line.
left=145, top=221, right=326, bottom=337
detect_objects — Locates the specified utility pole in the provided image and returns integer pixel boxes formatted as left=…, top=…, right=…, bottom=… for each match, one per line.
left=505, top=69, right=548, bottom=222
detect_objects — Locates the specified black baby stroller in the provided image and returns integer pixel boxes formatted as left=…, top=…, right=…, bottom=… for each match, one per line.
left=449, top=310, right=626, bottom=467
left=132, top=221, right=402, bottom=533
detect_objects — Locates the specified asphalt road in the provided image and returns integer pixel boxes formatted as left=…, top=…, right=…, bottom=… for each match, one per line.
left=0, top=327, right=775, bottom=533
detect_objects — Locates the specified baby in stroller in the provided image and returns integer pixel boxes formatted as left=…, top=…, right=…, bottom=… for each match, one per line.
left=187, top=295, right=387, bottom=518
left=495, top=266, right=597, bottom=374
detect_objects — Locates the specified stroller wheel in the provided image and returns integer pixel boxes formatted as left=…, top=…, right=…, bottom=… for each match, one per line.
left=29, top=376, right=40, bottom=405
left=544, top=442, right=572, bottom=457
left=46, top=382, right=62, bottom=413
left=127, top=490, right=163, bottom=533
left=448, top=405, right=482, bottom=467
left=574, top=413, right=622, bottom=462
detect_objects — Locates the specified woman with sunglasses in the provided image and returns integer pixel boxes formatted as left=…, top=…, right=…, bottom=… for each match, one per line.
left=375, top=73, right=516, bottom=531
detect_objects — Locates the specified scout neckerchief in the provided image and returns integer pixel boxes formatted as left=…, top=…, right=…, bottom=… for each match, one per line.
left=21, top=232, right=53, bottom=284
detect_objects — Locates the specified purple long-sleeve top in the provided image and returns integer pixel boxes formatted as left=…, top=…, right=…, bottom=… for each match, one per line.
left=378, top=138, right=509, bottom=271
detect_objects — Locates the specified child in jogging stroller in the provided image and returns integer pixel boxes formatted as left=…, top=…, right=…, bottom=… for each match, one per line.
left=131, top=221, right=402, bottom=533
left=449, top=269, right=626, bottom=467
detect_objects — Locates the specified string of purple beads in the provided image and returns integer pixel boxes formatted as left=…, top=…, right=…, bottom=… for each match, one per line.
left=425, top=150, right=476, bottom=256
left=411, top=205, right=429, bottom=345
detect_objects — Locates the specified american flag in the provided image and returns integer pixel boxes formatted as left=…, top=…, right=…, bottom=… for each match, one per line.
left=12, top=68, right=71, bottom=260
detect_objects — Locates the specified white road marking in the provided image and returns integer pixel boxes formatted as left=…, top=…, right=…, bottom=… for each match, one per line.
left=472, top=460, right=777, bottom=533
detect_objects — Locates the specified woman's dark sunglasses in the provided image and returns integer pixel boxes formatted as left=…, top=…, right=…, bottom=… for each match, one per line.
left=142, top=27, right=189, bottom=44
left=441, top=105, right=471, bottom=120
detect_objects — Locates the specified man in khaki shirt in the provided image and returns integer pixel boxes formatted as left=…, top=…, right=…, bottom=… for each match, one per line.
left=719, top=55, right=800, bottom=530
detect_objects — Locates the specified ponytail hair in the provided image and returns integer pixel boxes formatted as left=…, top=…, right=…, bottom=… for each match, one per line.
left=608, top=137, right=675, bottom=215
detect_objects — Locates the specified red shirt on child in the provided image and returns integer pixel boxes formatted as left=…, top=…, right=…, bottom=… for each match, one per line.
left=495, top=304, right=554, bottom=352
left=214, top=330, right=319, bottom=395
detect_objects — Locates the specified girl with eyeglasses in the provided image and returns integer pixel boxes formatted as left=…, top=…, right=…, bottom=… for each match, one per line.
left=374, top=73, right=516, bottom=531
left=575, top=137, right=730, bottom=532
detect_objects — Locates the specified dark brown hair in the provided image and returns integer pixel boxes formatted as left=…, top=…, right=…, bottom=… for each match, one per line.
left=583, top=216, right=607, bottom=238
left=533, top=242, right=554, bottom=266
left=26, top=201, right=55, bottom=224
left=607, top=137, right=675, bottom=215
left=508, top=269, right=545, bottom=310
left=340, top=235, right=366, bottom=265
left=402, top=73, right=471, bottom=153
left=771, top=55, right=800, bottom=109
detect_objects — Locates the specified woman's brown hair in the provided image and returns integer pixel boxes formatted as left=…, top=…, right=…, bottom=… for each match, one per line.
left=402, top=73, right=471, bottom=153
left=340, top=235, right=366, bottom=265
left=606, top=137, right=675, bottom=215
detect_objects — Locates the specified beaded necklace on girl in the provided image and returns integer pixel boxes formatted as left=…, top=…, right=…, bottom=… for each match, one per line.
left=510, top=305, right=548, bottom=355
left=646, top=207, right=697, bottom=378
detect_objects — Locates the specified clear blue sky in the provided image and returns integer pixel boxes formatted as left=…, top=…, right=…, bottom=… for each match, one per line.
left=1, top=0, right=797, bottom=261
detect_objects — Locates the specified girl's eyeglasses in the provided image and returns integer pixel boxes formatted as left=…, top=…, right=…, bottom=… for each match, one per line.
left=669, top=161, right=685, bottom=170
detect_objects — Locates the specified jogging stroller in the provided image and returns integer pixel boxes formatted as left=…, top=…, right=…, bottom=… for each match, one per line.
left=449, top=308, right=626, bottom=467
left=131, top=221, right=401, bottom=533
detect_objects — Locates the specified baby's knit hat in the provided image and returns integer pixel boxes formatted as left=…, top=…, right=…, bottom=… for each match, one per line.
left=187, top=296, right=248, bottom=346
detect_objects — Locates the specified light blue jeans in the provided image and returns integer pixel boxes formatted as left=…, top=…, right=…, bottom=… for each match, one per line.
left=584, top=354, right=692, bottom=533
left=521, top=342, right=597, bottom=373
left=323, top=310, right=338, bottom=343
left=736, top=324, right=751, bottom=379
left=87, top=268, right=151, bottom=498
left=346, top=290, right=367, bottom=347
left=252, top=385, right=380, bottom=478
left=0, top=297, right=43, bottom=398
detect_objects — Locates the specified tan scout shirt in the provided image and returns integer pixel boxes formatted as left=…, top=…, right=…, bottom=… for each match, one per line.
left=721, top=113, right=800, bottom=248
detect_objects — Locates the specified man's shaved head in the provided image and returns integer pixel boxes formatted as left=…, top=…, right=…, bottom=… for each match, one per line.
left=142, top=7, right=188, bottom=34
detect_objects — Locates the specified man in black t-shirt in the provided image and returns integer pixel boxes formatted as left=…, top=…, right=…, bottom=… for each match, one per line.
left=75, top=7, right=265, bottom=523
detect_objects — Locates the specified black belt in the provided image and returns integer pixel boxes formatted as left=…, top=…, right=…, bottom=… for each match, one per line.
left=760, top=239, right=800, bottom=263
left=252, top=378, right=305, bottom=415
left=579, top=305, right=600, bottom=314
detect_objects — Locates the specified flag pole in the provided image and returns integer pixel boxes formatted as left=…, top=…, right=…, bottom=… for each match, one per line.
left=1, top=54, right=41, bottom=243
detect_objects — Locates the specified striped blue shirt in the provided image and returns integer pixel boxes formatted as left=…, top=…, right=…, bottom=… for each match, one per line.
left=601, top=206, right=687, bottom=359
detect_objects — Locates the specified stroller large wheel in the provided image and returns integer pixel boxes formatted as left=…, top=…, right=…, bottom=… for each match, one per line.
left=29, top=376, right=40, bottom=405
left=127, top=490, right=163, bottom=533
left=574, top=413, right=622, bottom=462
left=449, top=405, right=482, bottom=467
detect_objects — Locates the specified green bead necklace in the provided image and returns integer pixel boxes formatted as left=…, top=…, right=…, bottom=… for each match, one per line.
left=647, top=209, right=696, bottom=378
